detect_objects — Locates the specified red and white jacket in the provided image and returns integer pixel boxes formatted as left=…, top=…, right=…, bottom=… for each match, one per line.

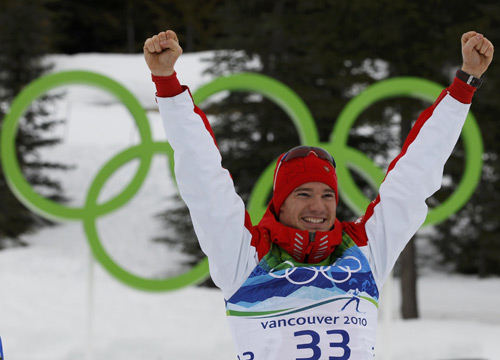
left=155, top=73, right=475, bottom=359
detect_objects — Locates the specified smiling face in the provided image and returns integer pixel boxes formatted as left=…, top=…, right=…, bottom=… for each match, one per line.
left=278, top=181, right=337, bottom=232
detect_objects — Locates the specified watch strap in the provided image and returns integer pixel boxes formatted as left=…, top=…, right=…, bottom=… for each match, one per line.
left=456, top=69, right=483, bottom=89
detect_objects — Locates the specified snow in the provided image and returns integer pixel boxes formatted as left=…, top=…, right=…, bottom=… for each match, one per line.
left=1, top=52, right=499, bottom=360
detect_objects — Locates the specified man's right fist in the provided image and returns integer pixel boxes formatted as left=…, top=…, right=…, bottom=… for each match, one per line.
left=144, top=30, right=183, bottom=77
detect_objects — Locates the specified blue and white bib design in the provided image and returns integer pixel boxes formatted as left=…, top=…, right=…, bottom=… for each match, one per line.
left=226, top=235, right=379, bottom=360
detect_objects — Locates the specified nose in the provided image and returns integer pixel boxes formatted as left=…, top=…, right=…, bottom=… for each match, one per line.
left=307, top=194, right=325, bottom=212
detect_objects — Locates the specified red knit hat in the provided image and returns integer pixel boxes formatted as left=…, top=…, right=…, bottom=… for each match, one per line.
left=271, top=147, right=338, bottom=214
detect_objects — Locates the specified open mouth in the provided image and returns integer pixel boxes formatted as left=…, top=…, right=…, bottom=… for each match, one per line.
left=302, top=217, right=325, bottom=224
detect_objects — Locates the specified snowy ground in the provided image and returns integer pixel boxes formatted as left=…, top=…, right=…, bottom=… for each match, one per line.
left=0, top=53, right=499, bottom=360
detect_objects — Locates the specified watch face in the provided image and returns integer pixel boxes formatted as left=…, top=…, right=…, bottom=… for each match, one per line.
left=471, top=77, right=483, bottom=88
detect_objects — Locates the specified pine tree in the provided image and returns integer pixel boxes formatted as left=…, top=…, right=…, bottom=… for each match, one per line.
left=47, top=0, right=224, bottom=54
left=0, top=0, right=68, bottom=248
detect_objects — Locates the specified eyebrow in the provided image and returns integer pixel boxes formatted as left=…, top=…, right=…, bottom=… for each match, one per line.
left=293, top=187, right=335, bottom=193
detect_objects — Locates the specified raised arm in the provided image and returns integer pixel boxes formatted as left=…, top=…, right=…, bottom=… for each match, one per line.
left=358, top=32, right=494, bottom=287
left=143, top=31, right=257, bottom=299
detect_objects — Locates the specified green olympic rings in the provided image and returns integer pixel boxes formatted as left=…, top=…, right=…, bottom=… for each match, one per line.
left=1, top=71, right=483, bottom=292
left=1, top=71, right=208, bottom=291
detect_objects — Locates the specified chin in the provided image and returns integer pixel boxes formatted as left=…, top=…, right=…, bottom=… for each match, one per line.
left=302, top=224, right=330, bottom=232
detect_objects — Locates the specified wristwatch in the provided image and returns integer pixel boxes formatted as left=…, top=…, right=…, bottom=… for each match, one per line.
left=456, top=69, right=483, bottom=89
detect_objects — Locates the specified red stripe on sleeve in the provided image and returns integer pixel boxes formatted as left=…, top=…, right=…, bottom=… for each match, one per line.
left=182, top=87, right=219, bottom=148
left=362, top=80, right=465, bottom=228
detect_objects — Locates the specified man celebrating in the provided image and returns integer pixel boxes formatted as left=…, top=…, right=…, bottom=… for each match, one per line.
left=144, top=31, right=493, bottom=359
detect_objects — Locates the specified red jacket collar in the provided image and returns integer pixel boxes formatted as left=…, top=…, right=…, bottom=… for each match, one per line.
left=256, top=205, right=343, bottom=263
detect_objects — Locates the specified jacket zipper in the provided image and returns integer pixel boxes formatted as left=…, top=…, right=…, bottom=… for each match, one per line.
left=303, top=232, right=316, bottom=263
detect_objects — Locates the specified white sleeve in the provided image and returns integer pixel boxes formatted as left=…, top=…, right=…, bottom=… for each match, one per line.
left=361, top=90, right=472, bottom=288
left=158, top=90, right=258, bottom=299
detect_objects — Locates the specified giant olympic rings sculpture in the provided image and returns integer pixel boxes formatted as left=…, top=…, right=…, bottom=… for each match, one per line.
left=0, top=71, right=483, bottom=292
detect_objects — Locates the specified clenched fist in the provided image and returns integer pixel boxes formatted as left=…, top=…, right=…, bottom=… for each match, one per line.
left=144, top=30, right=183, bottom=77
left=461, top=31, right=494, bottom=78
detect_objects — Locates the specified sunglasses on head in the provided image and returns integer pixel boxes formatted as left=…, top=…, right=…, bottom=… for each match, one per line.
left=273, top=146, right=336, bottom=191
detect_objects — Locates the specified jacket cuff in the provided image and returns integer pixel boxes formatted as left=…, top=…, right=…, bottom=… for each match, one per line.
left=152, top=72, right=184, bottom=97
left=448, top=76, right=476, bottom=104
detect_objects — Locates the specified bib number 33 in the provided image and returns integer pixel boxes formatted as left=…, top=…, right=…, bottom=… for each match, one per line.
left=295, top=329, right=350, bottom=360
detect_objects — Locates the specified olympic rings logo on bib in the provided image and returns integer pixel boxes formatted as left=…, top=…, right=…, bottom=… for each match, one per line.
left=269, top=257, right=363, bottom=285
left=1, top=71, right=483, bottom=292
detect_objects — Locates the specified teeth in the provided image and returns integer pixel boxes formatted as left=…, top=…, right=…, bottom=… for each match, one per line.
left=303, top=217, right=324, bottom=224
